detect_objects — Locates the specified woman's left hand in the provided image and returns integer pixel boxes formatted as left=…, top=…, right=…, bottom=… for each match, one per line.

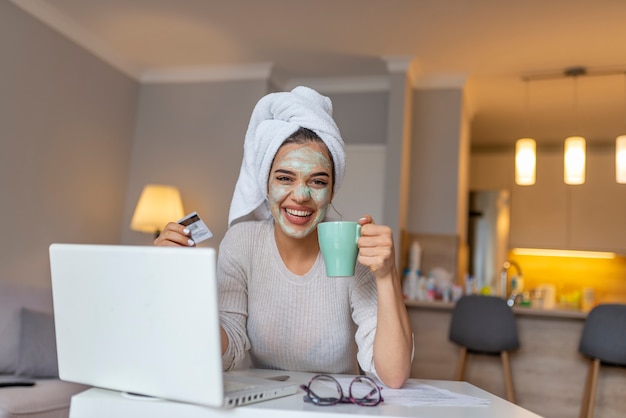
left=356, top=215, right=396, bottom=279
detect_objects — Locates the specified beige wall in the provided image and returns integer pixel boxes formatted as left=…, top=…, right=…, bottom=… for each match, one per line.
left=0, top=1, right=139, bottom=287
left=408, top=88, right=467, bottom=237
left=120, top=80, right=270, bottom=248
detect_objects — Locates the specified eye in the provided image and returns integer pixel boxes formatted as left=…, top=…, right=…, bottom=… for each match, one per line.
left=310, top=178, right=329, bottom=187
left=275, top=175, right=293, bottom=182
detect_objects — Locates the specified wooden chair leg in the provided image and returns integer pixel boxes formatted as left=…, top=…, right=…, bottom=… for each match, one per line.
left=501, top=351, right=516, bottom=404
left=584, top=359, right=600, bottom=418
left=579, top=358, right=594, bottom=418
left=455, top=346, right=467, bottom=381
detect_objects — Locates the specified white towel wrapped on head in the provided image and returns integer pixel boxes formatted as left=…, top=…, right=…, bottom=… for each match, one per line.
left=228, top=86, right=346, bottom=227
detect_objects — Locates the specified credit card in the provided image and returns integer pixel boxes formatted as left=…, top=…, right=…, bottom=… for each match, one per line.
left=177, top=211, right=213, bottom=243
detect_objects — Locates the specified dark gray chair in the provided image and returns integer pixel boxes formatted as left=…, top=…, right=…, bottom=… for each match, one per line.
left=578, top=303, right=626, bottom=418
left=449, top=295, right=520, bottom=403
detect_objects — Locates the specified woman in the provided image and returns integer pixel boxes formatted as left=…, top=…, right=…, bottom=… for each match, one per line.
left=156, top=86, right=413, bottom=388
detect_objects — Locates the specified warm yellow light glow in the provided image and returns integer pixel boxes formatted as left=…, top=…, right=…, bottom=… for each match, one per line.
left=617, top=135, right=626, bottom=184
left=130, top=184, right=185, bottom=234
left=512, top=248, right=616, bottom=259
left=515, top=138, right=536, bottom=185
left=564, top=136, right=586, bottom=185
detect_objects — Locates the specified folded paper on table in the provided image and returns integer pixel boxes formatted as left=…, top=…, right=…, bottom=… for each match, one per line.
left=334, top=377, right=490, bottom=407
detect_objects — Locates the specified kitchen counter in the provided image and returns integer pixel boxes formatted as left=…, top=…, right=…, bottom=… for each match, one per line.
left=406, top=299, right=624, bottom=418
left=405, top=299, right=589, bottom=319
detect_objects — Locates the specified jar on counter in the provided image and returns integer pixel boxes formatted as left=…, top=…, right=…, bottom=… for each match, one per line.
left=558, top=287, right=581, bottom=310
left=581, top=287, right=595, bottom=312
left=538, top=284, right=556, bottom=309
left=530, top=288, right=544, bottom=309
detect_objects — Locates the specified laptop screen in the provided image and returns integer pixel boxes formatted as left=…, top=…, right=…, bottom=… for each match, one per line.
left=49, top=244, right=225, bottom=406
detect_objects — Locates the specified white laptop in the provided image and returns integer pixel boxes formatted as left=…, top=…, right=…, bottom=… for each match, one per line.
left=49, top=243, right=298, bottom=408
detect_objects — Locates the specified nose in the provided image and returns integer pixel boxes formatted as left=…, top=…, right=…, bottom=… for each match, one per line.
left=292, top=183, right=311, bottom=201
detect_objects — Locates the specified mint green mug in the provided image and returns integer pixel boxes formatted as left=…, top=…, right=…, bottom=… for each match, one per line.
left=317, top=221, right=361, bottom=277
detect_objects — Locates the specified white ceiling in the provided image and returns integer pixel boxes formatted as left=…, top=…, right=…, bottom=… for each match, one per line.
left=11, top=0, right=626, bottom=147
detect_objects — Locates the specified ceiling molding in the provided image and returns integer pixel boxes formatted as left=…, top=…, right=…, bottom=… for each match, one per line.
left=383, top=56, right=414, bottom=73
left=9, top=0, right=142, bottom=80
left=383, top=56, right=421, bottom=89
left=140, top=63, right=273, bottom=84
left=283, top=76, right=390, bottom=94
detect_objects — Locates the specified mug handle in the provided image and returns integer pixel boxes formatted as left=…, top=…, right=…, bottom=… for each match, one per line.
left=356, top=224, right=361, bottom=243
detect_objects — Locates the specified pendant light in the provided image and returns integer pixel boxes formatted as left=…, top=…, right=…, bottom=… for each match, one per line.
left=564, top=136, right=586, bottom=185
left=617, top=73, right=626, bottom=183
left=617, top=135, right=626, bottom=183
left=564, top=67, right=586, bottom=185
left=515, top=79, right=536, bottom=185
left=516, top=138, right=536, bottom=185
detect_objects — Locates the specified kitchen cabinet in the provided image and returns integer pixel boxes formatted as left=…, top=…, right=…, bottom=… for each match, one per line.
left=510, top=153, right=569, bottom=249
left=569, top=152, right=626, bottom=252
left=470, top=150, right=626, bottom=254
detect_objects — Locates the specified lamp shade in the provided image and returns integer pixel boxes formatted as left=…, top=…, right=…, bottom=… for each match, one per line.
left=515, top=138, right=536, bottom=185
left=617, top=135, right=626, bottom=184
left=130, top=184, right=184, bottom=234
left=564, top=136, right=586, bottom=185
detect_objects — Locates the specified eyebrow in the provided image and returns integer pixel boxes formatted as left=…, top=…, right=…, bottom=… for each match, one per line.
left=273, top=168, right=330, bottom=178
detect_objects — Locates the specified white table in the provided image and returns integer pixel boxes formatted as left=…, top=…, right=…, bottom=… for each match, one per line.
left=69, top=370, right=543, bottom=418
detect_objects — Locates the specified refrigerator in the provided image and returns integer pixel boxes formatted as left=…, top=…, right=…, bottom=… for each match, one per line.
left=467, top=190, right=511, bottom=295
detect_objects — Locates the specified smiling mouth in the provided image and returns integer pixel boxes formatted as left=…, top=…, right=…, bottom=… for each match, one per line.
left=285, top=208, right=313, bottom=218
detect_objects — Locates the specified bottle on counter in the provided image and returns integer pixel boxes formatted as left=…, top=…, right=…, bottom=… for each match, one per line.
left=409, top=270, right=421, bottom=300
left=426, top=274, right=436, bottom=301
left=404, top=241, right=424, bottom=301
left=464, top=274, right=475, bottom=295
left=402, top=268, right=411, bottom=299
left=416, top=270, right=426, bottom=300
left=409, top=241, right=422, bottom=274
left=451, top=284, right=463, bottom=302
left=402, top=268, right=421, bottom=300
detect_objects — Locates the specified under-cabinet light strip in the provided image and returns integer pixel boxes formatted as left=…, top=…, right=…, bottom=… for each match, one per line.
left=512, top=248, right=616, bottom=259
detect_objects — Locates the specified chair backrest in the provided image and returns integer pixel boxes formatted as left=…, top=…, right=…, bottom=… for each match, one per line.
left=449, top=295, right=520, bottom=354
left=578, top=303, right=626, bottom=366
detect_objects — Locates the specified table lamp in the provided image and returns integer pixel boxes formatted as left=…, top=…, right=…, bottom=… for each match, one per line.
left=130, top=184, right=184, bottom=239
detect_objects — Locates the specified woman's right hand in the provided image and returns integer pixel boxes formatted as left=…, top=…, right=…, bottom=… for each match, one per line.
left=153, top=222, right=195, bottom=247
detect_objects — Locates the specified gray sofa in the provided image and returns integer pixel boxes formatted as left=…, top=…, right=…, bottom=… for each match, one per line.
left=0, top=281, right=89, bottom=418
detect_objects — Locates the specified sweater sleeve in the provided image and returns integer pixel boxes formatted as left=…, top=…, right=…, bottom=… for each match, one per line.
left=217, top=224, right=252, bottom=370
left=350, top=263, right=379, bottom=375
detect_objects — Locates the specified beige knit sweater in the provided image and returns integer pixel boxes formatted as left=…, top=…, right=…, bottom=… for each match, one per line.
left=218, top=220, right=378, bottom=375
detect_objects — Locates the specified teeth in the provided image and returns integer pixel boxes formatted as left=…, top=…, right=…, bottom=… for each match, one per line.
left=286, top=208, right=312, bottom=217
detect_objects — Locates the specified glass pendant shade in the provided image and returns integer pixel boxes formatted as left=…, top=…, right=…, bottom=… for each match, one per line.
left=564, top=136, right=586, bottom=185
left=617, top=135, right=626, bottom=183
left=515, top=138, right=536, bottom=185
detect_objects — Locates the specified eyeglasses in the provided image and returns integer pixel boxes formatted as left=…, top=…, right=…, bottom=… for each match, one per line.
left=300, top=374, right=383, bottom=406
